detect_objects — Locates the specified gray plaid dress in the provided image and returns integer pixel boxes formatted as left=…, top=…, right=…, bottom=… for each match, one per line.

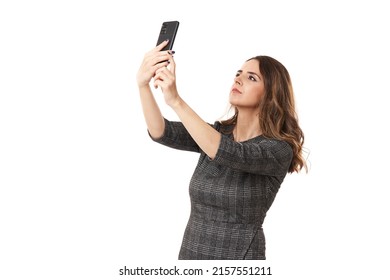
left=150, top=119, right=293, bottom=260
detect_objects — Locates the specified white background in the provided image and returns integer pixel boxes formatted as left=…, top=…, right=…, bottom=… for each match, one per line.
left=1, top=0, right=389, bottom=279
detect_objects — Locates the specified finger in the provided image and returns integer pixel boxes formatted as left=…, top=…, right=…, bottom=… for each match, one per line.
left=155, top=66, right=166, bottom=75
left=150, top=53, right=171, bottom=66
left=153, top=59, right=170, bottom=69
left=155, top=39, right=169, bottom=51
left=152, top=61, right=170, bottom=77
left=168, top=54, right=176, bottom=75
left=143, top=51, right=167, bottom=64
left=145, top=40, right=169, bottom=58
left=154, top=69, right=169, bottom=83
left=153, top=76, right=165, bottom=89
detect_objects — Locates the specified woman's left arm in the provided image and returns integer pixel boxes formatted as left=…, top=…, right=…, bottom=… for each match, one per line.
left=153, top=54, right=221, bottom=159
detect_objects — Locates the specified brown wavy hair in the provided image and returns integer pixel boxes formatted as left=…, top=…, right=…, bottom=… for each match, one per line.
left=221, top=56, right=307, bottom=173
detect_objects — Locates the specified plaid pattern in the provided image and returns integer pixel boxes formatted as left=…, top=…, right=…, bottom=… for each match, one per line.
left=150, top=119, right=293, bottom=260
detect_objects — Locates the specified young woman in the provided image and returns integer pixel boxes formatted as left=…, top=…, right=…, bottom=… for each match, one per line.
left=136, top=40, right=307, bottom=260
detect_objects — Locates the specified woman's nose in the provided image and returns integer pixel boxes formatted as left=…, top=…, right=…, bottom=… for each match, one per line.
left=234, top=76, right=242, bottom=85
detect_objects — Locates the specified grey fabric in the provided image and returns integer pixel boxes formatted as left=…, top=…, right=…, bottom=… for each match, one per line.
left=150, top=118, right=293, bottom=260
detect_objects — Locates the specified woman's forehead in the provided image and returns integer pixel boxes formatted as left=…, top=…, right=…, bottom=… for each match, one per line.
left=240, top=59, right=260, bottom=73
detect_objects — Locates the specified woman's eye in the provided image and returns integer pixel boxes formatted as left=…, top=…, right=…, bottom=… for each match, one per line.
left=249, top=75, right=256, bottom=81
left=235, top=73, right=240, bottom=77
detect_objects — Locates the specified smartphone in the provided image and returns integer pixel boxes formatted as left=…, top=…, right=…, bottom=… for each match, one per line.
left=156, top=21, right=180, bottom=51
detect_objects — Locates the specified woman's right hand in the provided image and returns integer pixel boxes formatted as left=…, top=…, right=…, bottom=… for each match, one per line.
left=136, top=40, right=172, bottom=88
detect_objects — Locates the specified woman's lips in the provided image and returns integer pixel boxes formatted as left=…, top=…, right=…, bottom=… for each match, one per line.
left=232, top=87, right=242, bottom=94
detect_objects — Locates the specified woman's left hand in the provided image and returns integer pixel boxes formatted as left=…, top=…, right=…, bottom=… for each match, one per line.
left=153, top=53, right=181, bottom=108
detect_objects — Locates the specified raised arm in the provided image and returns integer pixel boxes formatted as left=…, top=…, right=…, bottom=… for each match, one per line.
left=136, top=40, right=172, bottom=139
left=153, top=54, right=221, bottom=159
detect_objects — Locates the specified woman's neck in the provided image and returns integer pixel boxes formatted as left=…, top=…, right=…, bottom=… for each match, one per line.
left=233, top=111, right=262, bottom=142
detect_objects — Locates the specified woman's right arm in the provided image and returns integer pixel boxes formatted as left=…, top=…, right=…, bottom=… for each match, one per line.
left=136, top=40, right=171, bottom=139
left=138, top=84, right=165, bottom=139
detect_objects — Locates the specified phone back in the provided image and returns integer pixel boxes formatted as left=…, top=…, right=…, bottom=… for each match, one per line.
left=156, top=21, right=179, bottom=51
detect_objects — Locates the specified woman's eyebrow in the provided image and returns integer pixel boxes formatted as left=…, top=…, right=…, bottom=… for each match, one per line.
left=248, top=71, right=261, bottom=79
left=237, top=70, right=261, bottom=79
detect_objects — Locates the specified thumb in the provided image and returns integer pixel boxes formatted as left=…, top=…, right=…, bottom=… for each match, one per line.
left=168, top=51, right=176, bottom=75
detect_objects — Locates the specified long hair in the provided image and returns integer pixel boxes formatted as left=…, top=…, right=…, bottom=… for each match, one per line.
left=221, top=56, right=307, bottom=173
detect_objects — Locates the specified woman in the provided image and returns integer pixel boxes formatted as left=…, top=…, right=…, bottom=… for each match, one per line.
left=136, top=40, right=307, bottom=260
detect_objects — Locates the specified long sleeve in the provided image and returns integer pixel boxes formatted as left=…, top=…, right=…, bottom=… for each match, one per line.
left=149, top=118, right=200, bottom=153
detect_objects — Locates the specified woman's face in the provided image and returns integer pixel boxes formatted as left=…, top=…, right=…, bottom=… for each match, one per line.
left=229, top=59, right=265, bottom=109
